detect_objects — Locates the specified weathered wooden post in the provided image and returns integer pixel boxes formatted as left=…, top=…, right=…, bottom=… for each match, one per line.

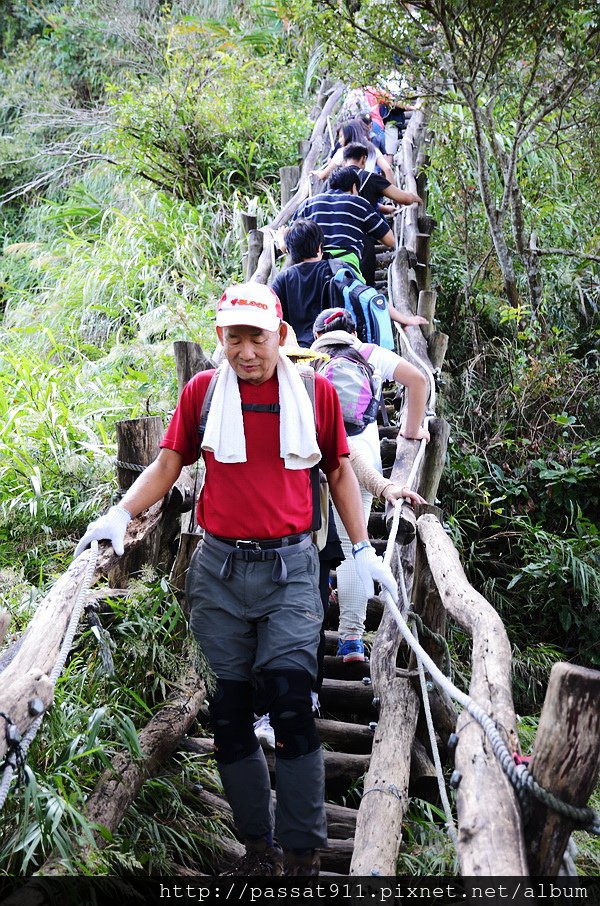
left=417, top=289, right=437, bottom=339
left=280, top=165, right=300, bottom=207
left=429, top=331, right=449, bottom=371
left=239, top=211, right=257, bottom=236
left=526, top=662, right=600, bottom=875
left=170, top=341, right=214, bottom=601
left=112, top=416, right=164, bottom=585
left=298, top=139, right=311, bottom=163
left=115, top=416, right=163, bottom=493
left=417, top=417, right=450, bottom=505
left=173, top=340, right=213, bottom=398
left=245, top=229, right=264, bottom=281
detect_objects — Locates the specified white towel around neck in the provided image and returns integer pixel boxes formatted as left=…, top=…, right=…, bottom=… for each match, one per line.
left=201, top=352, right=321, bottom=469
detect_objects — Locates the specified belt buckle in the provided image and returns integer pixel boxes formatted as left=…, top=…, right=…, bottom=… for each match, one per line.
left=236, top=539, right=260, bottom=551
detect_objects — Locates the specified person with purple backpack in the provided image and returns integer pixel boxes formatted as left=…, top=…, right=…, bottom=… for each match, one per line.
left=311, top=308, right=429, bottom=662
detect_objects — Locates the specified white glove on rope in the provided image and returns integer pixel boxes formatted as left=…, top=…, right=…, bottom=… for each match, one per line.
left=353, top=542, right=398, bottom=601
left=74, top=505, right=132, bottom=558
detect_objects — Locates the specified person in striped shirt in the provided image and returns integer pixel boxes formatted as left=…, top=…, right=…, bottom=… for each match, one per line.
left=292, top=166, right=394, bottom=279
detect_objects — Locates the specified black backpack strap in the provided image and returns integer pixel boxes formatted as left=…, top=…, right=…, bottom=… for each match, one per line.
left=297, top=366, right=321, bottom=532
left=241, top=402, right=281, bottom=414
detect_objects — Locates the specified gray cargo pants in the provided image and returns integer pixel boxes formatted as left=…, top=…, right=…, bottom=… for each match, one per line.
left=186, top=533, right=327, bottom=851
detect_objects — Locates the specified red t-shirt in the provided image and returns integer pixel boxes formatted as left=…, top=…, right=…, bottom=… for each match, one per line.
left=160, top=369, right=349, bottom=538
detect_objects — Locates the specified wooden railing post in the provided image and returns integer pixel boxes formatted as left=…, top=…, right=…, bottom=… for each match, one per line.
left=173, top=340, right=212, bottom=398
left=115, top=416, right=163, bottom=493
left=280, top=165, right=300, bottom=207
left=526, top=662, right=600, bottom=875
left=246, top=229, right=264, bottom=281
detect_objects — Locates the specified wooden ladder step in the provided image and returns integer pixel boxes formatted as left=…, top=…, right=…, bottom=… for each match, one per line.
left=183, top=736, right=371, bottom=784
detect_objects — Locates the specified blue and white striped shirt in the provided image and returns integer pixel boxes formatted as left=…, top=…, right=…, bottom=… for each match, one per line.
left=293, top=189, right=390, bottom=258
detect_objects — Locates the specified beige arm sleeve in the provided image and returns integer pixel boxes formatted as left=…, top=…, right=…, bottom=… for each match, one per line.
left=348, top=448, right=394, bottom=501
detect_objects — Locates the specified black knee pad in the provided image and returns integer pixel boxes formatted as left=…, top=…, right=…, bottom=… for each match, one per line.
left=256, top=669, right=320, bottom=759
left=209, top=679, right=259, bottom=765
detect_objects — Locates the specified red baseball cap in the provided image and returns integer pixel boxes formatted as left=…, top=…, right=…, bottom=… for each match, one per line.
left=216, top=282, right=283, bottom=332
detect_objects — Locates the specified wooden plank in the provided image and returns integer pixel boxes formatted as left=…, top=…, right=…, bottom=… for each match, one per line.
left=417, top=514, right=528, bottom=875
left=527, top=662, right=600, bottom=875
left=315, top=717, right=374, bottom=753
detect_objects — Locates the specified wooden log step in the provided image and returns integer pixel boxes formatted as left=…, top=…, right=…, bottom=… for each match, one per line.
left=316, top=717, right=374, bottom=754
left=368, top=511, right=387, bottom=537
left=321, top=839, right=353, bottom=874
left=378, top=425, right=399, bottom=439
left=380, top=436, right=397, bottom=466
left=374, top=269, right=388, bottom=283
left=191, top=785, right=357, bottom=839
left=212, top=833, right=351, bottom=875
left=319, top=678, right=378, bottom=716
left=371, top=539, right=388, bottom=557
left=322, top=655, right=371, bottom=680
left=182, top=736, right=371, bottom=785
left=375, top=250, right=395, bottom=266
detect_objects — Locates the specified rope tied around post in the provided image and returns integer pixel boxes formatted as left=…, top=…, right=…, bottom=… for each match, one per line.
left=115, top=460, right=146, bottom=473
left=362, top=782, right=404, bottom=801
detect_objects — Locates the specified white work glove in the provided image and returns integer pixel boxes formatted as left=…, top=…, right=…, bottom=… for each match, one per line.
left=74, top=505, right=132, bottom=558
left=353, top=542, right=398, bottom=601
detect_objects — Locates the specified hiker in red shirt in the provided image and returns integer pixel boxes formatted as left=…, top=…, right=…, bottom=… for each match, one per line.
left=76, top=282, right=397, bottom=877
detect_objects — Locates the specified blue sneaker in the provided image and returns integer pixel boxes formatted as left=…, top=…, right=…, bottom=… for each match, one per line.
left=337, top=637, right=365, bottom=662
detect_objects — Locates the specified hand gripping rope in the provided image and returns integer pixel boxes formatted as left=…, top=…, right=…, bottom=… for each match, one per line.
left=0, top=541, right=99, bottom=812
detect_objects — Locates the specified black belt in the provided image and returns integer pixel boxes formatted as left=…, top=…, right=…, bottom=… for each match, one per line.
left=207, top=531, right=310, bottom=550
